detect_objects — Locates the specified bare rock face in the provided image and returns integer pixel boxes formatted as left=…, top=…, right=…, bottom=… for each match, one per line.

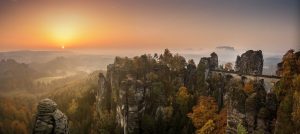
left=33, top=98, right=69, bottom=134
left=96, top=73, right=111, bottom=111
left=200, top=52, right=218, bottom=70
left=100, top=62, right=148, bottom=134
left=235, top=50, right=263, bottom=75
left=119, top=76, right=145, bottom=133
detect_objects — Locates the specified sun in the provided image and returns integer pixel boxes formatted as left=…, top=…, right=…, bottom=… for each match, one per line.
left=61, top=45, right=65, bottom=49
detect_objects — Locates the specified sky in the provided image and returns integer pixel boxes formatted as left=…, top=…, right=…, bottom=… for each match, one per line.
left=0, top=0, right=299, bottom=53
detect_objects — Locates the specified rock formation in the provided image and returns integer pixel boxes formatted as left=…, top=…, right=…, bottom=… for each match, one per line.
left=96, top=73, right=111, bottom=111
left=276, top=49, right=300, bottom=77
left=235, top=50, right=263, bottom=75
left=98, top=61, right=149, bottom=134
left=199, top=52, right=218, bottom=70
left=33, top=98, right=69, bottom=134
left=119, top=76, right=145, bottom=133
left=94, top=49, right=286, bottom=134
left=184, top=59, right=197, bottom=93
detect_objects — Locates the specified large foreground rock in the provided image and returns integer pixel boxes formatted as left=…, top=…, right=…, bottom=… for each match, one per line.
left=33, top=98, right=69, bottom=134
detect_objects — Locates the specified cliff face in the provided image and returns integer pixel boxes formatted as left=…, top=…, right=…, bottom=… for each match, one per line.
left=96, top=73, right=111, bottom=111
left=97, top=58, right=149, bottom=134
left=223, top=79, right=275, bottom=134
left=235, top=50, right=263, bottom=75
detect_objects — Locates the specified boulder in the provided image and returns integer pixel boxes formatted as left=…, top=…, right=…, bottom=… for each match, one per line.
left=33, top=98, right=69, bottom=134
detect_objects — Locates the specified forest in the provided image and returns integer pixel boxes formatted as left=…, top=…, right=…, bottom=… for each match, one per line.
left=0, top=49, right=299, bottom=134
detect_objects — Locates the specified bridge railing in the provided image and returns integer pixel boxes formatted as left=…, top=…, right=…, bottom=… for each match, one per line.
left=211, top=69, right=281, bottom=79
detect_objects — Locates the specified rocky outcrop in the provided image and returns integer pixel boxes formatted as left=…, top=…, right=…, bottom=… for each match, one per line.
left=96, top=73, right=111, bottom=111
left=33, top=98, right=69, bottom=134
left=276, top=49, right=300, bottom=77
left=200, top=52, right=218, bottom=70
left=119, top=75, right=145, bottom=133
left=98, top=61, right=149, bottom=134
left=95, top=49, right=283, bottom=134
left=235, top=50, right=263, bottom=75
left=221, top=76, right=276, bottom=134
left=184, top=59, right=197, bottom=93
left=245, top=93, right=258, bottom=133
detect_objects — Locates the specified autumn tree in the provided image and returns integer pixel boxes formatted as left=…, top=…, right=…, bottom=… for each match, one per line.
left=187, top=96, right=218, bottom=133
left=224, top=62, right=233, bottom=71
left=176, top=86, right=192, bottom=113
left=244, top=80, right=254, bottom=95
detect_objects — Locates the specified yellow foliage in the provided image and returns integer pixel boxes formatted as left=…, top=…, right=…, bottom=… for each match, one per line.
left=177, top=87, right=190, bottom=99
left=163, top=106, right=174, bottom=120
left=67, top=99, right=78, bottom=115
left=187, top=96, right=218, bottom=130
left=197, top=119, right=215, bottom=134
left=176, top=86, right=191, bottom=114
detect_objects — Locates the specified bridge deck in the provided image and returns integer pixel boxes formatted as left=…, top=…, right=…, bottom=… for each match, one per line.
left=211, top=70, right=281, bottom=79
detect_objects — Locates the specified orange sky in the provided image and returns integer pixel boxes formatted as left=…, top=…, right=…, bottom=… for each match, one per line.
left=0, top=0, right=299, bottom=52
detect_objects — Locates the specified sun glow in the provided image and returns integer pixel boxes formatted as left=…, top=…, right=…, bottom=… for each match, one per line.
left=41, top=13, right=87, bottom=48
left=47, top=21, right=79, bottom=48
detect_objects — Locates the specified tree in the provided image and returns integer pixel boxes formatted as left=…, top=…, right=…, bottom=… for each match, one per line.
left=292, top=75, right=300, bottom=130
left=243, top=80, right=254, bottom=95
left=197, top=119, right=215, bottom=134
left=196, top=63, right=208, bottom=96
left=176, top=86, right=192, bottom=113
left=237, top=123, right=247, bottom=134
left=187, top=96, right=218, bottom=132
left=224, top=62, right=233, bottom=71
left=160, top=49, right=173, bottom=66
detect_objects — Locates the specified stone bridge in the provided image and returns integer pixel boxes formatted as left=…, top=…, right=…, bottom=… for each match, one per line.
left=211, top=70, right=281, bottom=92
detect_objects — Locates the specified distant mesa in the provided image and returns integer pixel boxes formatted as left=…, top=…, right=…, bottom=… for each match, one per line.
left=216, top=46, right=235, bottom=51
